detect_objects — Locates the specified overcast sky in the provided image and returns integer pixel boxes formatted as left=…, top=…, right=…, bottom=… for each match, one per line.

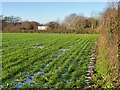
left=2, top=2, right=107, bottom=24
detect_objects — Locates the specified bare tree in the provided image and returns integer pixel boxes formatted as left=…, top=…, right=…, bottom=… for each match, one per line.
left=63, top=13, right=85, bottom=29
left=4, top=16, right=22, bottom=23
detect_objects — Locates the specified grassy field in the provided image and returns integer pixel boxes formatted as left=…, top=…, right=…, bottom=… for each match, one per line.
left=2, top=33, right=97, bottom=89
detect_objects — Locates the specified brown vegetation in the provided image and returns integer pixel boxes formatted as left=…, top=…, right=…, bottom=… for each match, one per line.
left=2, top=21, right=39, bottom=33
left=92, top=2, right=119, bottom=88
left=101, top=2, right=119, bottom=87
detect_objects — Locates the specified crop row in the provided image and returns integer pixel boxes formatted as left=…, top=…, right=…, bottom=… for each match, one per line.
left=2, top=33, right=97, bottom=89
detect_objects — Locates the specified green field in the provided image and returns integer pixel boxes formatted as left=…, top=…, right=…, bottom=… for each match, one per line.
left=2, top=33, right=97, bottom=89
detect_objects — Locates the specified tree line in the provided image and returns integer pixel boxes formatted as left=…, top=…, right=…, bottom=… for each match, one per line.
left=0, top=13, right=100, bottom=34
left=0, top=15, right=39, bottom=33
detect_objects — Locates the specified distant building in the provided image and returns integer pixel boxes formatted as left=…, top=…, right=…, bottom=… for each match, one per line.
left=38, top=25, right=48, bottom=30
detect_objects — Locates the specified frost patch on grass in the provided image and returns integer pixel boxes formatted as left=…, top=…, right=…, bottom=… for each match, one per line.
left=16, top=67, right=45, bottom=88
left=16, top=82, right=23, bottom=88
left=32, top=46, right=44, bottom=49
left=59, top=48, right=69, bottom=52
left=57, top=48, right=69, bottom=57
left=56, top=46, right=72, bottom=57
left=66, top=79, right=69, bottom=83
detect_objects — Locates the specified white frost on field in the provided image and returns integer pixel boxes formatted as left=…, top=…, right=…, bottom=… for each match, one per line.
left=32, top=46, right=44, bottom=49
left=57, top=48, right=70, bottom=57
left=59, top=48, right=69, bottom=52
